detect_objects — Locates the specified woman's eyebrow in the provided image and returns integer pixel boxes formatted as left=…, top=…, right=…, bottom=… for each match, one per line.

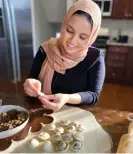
left=67, top=24, right=89, bottom=37
left=66, top=24, right=74, bottom=30
left=81, top=33, right=89, bottom=37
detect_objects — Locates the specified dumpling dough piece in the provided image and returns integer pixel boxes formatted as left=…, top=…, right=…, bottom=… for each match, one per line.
left=38, top=132, right=50, bottom=141
left=29, top=139, right=39, bottom=148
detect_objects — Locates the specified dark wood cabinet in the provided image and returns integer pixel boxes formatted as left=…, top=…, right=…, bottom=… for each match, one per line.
left=129, top=0, right=133, bottom=19
left=105, top=45, right=133, bottom=84
left=112, top=0, right=126, bottom=18
left=126, top=47, right=133, bottom=84
left=112, top=0, right=133, bottom=19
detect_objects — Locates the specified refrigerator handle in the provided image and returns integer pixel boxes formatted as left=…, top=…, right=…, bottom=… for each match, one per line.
left=10, top=0, right=21, bottom=82
left=3, top=0, right=21, bottom=83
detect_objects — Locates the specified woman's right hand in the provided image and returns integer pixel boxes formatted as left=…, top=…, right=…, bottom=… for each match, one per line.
left=23, top=78, right=42, bottom=97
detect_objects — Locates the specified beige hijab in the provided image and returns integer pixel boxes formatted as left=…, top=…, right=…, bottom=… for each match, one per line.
left=39, top=0, right=101, bottom=94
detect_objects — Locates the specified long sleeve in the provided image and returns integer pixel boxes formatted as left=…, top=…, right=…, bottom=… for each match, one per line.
left=78, top=54, right=105, bottom=105
left=29, top=46, right=46, bottom=79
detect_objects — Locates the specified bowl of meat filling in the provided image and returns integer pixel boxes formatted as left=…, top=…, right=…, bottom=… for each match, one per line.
left=0, top=105, right=29, bottom=139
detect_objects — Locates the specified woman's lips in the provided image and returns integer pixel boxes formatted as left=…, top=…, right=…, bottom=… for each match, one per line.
left=67, top=42, right=76, bottom=49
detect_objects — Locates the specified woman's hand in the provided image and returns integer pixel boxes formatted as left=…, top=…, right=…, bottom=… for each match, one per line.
left=23, top=78, right=42, bottom=97
left=38, top=93, right=69, bottom=112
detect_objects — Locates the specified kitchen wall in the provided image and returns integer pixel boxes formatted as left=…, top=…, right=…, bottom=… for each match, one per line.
left=41, top=0, right=66, bottom=23
left=52, top=19, right=133, bottom=41
left=102, top=19, right=133, bottom=42
left=31, top=0, right=55, bottom=56
left=31, top=0, right=68, bottom=56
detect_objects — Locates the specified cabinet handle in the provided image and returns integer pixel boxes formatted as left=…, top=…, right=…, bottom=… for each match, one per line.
left=112, top=73, right=116, bottom=76
left=116, top=48, right=119, bottom=52
left=125, top=13, right=128, bottom=17
left=115, top=56, right=118, bottom=60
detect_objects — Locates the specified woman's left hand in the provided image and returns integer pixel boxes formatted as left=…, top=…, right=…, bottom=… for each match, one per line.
left=38, top=93, right=69, bottom=112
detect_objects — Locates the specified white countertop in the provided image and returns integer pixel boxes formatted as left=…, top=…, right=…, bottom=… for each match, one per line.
left=107, top=41, right=133, bottom=47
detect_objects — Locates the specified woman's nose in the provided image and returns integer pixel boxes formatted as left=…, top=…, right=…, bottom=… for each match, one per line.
left=69, top=35, right=77, bottom=45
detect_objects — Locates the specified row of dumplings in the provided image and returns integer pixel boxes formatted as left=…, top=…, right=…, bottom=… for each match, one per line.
left=29, top=120, right=86, bottom=152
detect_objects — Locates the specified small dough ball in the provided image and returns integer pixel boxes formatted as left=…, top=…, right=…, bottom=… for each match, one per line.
left=29, top=139, right=39, bottom=148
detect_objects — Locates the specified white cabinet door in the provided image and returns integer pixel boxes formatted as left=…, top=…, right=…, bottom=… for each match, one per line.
left=32, top=0, right=76, bottom=23
left=42, top=0, right=67, bottom=22
left=41, top=0, right=77, bottom=22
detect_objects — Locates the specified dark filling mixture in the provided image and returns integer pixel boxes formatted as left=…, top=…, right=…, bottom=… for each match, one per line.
left=0, top=109, right=28, bottom=132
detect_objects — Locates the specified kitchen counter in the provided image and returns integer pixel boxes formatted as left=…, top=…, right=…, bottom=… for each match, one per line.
left=0, top=92, right=132, bottom=153
left=107, top=41, right=133, bottom=47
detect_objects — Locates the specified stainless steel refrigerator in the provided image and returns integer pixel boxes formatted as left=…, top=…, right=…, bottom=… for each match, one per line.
left=0, top=0, right=33, bottom=93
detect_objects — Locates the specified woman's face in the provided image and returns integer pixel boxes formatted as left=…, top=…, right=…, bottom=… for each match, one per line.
left=59, top=14, right=92, bottom=55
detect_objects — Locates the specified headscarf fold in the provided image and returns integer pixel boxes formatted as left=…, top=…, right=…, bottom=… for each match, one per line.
left=39, top=0, right=101, bottom=94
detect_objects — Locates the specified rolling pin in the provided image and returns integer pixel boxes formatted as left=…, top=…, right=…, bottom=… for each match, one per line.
left=128, top=121, right=133, bottom=135
left=117, top=122, right=133, bottom=153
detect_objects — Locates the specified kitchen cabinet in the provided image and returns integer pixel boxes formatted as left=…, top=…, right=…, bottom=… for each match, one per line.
left=128, top=0, right=133, bottom=19
left=112, top=0, right=133, bottom=19
left=41, top=0, right=66, bottom=23
left=126, top=47, right=133, bottom=84
left=105, top=45, right=133, bottom=84
left=93, top=0, right=113, bottom=17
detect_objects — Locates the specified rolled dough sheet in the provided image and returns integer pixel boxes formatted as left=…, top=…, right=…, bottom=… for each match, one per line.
left=0, top=105, right=112, bottom=153
left=53, top=105, right=112, bottom=153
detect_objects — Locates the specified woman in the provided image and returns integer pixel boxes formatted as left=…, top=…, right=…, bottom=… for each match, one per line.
left=24, top=0, right=105, bottom=111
